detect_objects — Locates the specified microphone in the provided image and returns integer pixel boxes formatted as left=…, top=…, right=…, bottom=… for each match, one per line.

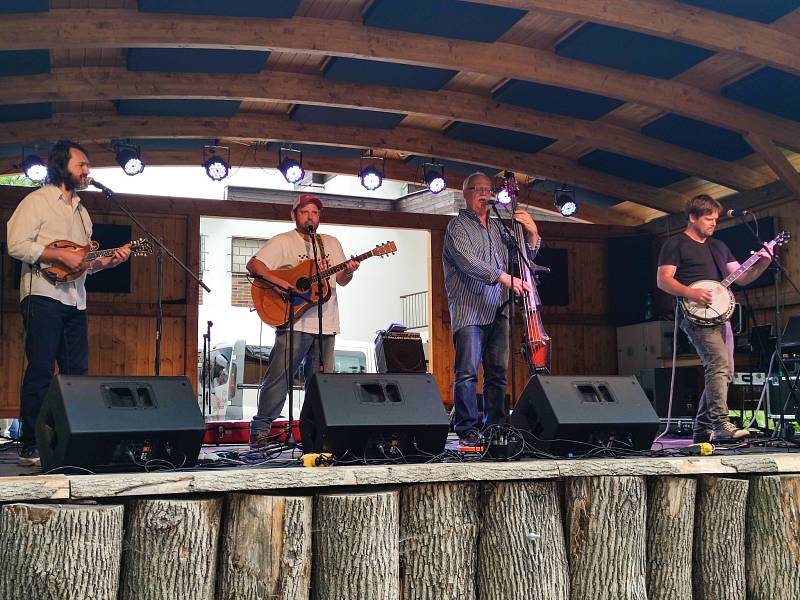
left=305, top=223, right=315, bottom=233
left=725, top=209, right=750, bottom=218
left=482, top=199, right=496, bottom=206
left=86, top=177, right=111, bottom=192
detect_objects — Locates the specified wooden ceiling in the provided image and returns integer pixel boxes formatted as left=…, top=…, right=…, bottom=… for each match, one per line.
left=1, top=0, right=800, bottom=226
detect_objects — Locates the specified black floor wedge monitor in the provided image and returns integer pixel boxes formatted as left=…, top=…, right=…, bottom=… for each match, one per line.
left=36, top=375, right=205, bottom=473
left=510, top=375, right=660, bottom=456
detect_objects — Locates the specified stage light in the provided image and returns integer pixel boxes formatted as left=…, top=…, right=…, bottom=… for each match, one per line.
left=21, top=154, right=47, bottom=182
left=358, top=151, right=385, bottom=191
left=114, top=144, right=144, bottom=176
left=495, top=185, right=512, bottom=205
left=278, top=147, right=304, bottom=184
left=554, top=187, right=577, bottom=217
left=203, top=146, right=230, bottom=181
left=423, top=162, right=446, bottom=194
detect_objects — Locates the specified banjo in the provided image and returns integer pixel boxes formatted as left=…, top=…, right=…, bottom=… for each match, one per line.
left=680, top=231, right=790, bottom=326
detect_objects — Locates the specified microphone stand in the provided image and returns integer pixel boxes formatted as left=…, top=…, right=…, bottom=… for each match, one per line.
left=736, top=215, right=800, bottom=444
left=89, top=180, right=211, bottom=375
left=307, top=226, right=326, bottom=373
left=204, top=320, right=213, bottom=415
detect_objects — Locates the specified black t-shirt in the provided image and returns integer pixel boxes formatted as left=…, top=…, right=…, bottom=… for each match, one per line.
left=658, top=233, right=735, bottom=286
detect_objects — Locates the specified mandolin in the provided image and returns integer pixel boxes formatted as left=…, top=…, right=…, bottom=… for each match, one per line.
left=39, top=238, right=153, bottom=285
left=251, top=241, right=397, bottom=327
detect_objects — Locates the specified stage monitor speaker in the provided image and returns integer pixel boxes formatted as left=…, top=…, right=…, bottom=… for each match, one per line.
left=36, top=375, right=205, bottom=473
left=375, top=333, right=426, bottom=373
left=509, top=375, right=660, bottom=456
left=638, top=366, right=703, bottom=418
left=299, top=373, right=449, bottom=459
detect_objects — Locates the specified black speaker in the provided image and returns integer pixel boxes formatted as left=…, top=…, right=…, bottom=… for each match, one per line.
left=299, top=373, right=449, bottom=459
left=509, top=375, right=660, bottom=456
left=638, top=366, right=703, bottom=418
left=36, top=375, right=205, bottom=473
left=375, top=333, right=426, bottom=373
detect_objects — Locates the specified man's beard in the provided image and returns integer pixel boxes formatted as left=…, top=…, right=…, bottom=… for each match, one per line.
left=65, top=171, right=86, bottom=191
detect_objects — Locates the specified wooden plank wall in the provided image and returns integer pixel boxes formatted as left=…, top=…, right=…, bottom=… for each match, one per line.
left=0, top=185, right=623, bottom=417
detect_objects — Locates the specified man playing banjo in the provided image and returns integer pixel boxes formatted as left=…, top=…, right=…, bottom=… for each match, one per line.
left=657, top=194, right=773, bottom=443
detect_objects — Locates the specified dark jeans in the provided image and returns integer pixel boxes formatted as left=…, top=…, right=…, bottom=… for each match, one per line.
left=20, top=295, right=89, bottom=451
left=680, top=317, right=734, bottom=433
left=452, top=313, right=509, bottom=436
left=251, top=330, right=335, bottom=434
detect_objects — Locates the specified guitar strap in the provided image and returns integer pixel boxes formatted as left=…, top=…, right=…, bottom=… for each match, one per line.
left=315, top=234, right=327, bottom=270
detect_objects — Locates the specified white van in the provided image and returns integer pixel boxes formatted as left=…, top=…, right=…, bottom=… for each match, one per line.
left=198, top=338, right=377, bottom=422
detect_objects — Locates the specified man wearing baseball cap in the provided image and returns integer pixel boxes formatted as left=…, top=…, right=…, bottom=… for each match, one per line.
left=245, top=193, right=359, bottom=449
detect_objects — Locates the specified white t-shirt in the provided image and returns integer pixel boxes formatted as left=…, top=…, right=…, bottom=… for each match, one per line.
left=252, top=229, right=346, bottom=334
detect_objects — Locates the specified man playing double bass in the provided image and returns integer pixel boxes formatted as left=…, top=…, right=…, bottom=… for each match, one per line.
left=443, top=172, right=541, bottom=447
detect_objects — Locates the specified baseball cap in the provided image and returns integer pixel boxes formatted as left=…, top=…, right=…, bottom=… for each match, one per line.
left=292, top=194, right=323, bottom=211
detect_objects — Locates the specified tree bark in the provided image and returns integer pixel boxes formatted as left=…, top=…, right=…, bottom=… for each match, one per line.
left=478, top=480, right=569, bottom=600
left=693, top=476, right=748, bottom=600
left=399, top=482, right=479, bottom=600
left=646, top=477, right=696, bottom=600
left=746, top=475, right=800, bottom=600
left=565, top=476, right=647, bottom=600
left=217, top=493, right=313, bottom=600
left=0, top=502, right=124, bottom=600
left=314, top=489, right=399, bottom=600
left=119, top=496, right=223, bottom=600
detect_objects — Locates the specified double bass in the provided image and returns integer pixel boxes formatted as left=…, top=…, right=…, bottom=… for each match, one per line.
left=507, top=178, right=551, bottom=374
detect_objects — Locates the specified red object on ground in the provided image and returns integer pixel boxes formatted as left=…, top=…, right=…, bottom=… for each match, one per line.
left=203, top=419, right=301, bottom=445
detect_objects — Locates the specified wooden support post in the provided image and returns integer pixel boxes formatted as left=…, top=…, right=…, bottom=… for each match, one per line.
left=0, top=502, right=124, bottom=600
left=693, top=476, right=748, bottom=600
left=400, top=483, right=480, bottom=600
left=565, top=476, right=647, bottom=600
left=646, top=477, right=696, bottom=600
left=746, top=475, right=800, bottom=599
left=217, top=493, right=313, bottom=600
left=119, top=496, right=223, bottom=600
left=314, top=489, right=399, bottom=600
left=478, top=480, right=569, bottom=600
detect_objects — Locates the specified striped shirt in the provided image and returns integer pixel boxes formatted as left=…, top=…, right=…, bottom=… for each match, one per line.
left=443, top=209, right=540, bottom=334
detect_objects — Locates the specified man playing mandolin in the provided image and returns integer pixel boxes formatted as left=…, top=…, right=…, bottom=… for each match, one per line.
left=246, top=194, right=359, bottom=449
left=657, top=194, right=773, bottom=443
left=7, top=140, right=131, bottom=466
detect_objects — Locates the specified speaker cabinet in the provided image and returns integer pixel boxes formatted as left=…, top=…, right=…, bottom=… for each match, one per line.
left=638, top=366, right=703, bottom=418
left=509, top=375, right=660, bottom=456
left=299, top=373, right=449, bottom=459
left=36, top=375, right=205, bottom=473
left=375, top=333, right=426, bottom=373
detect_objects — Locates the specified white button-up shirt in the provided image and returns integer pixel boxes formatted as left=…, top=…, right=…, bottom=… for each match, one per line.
left=7, top=184, right=93, bottom=309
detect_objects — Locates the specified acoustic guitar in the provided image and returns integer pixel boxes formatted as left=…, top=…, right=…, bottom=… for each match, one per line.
left=39, top=238, right=153, bottom=285
left=251, top=241, right=397, bottom=327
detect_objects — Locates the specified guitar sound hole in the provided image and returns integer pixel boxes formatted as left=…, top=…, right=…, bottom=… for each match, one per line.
left=296, top=277, right=310, bottom=291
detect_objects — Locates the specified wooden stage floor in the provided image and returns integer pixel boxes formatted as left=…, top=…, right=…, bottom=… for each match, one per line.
left=1, top=432, right=799, bottom=503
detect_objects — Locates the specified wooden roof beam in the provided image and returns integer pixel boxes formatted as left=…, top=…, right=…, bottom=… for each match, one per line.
left=743, top=134, right=800, bottom=198
left=1, top=67, right=770, bottom=191
left=2, top=113, right=687, bottom=212
left=486, top=0, right=800, bottom=76
left=1, top=11, right=799, bottom=151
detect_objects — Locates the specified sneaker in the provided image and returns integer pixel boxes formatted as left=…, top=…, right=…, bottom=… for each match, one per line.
left=692, top=431, right=711, bottom=444
left=18, top=448, right=40, bottom=467
left=711, top=421, right=750, bottom=442
left=458, top=430, right=482, bottom=447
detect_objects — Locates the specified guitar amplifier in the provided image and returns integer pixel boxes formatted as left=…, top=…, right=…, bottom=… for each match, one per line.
left=375, top=331, right=426, bottom=373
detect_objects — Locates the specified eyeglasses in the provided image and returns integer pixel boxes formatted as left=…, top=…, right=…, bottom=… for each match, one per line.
left=466, top=186, right=493, bottom=194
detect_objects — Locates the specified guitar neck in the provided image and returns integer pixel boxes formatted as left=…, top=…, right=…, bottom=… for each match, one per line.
left=310, top=249, right=375, bottom=283
left=720, top=243, right=770, bottom=288
left=85, top=247, right=123, bottom=261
